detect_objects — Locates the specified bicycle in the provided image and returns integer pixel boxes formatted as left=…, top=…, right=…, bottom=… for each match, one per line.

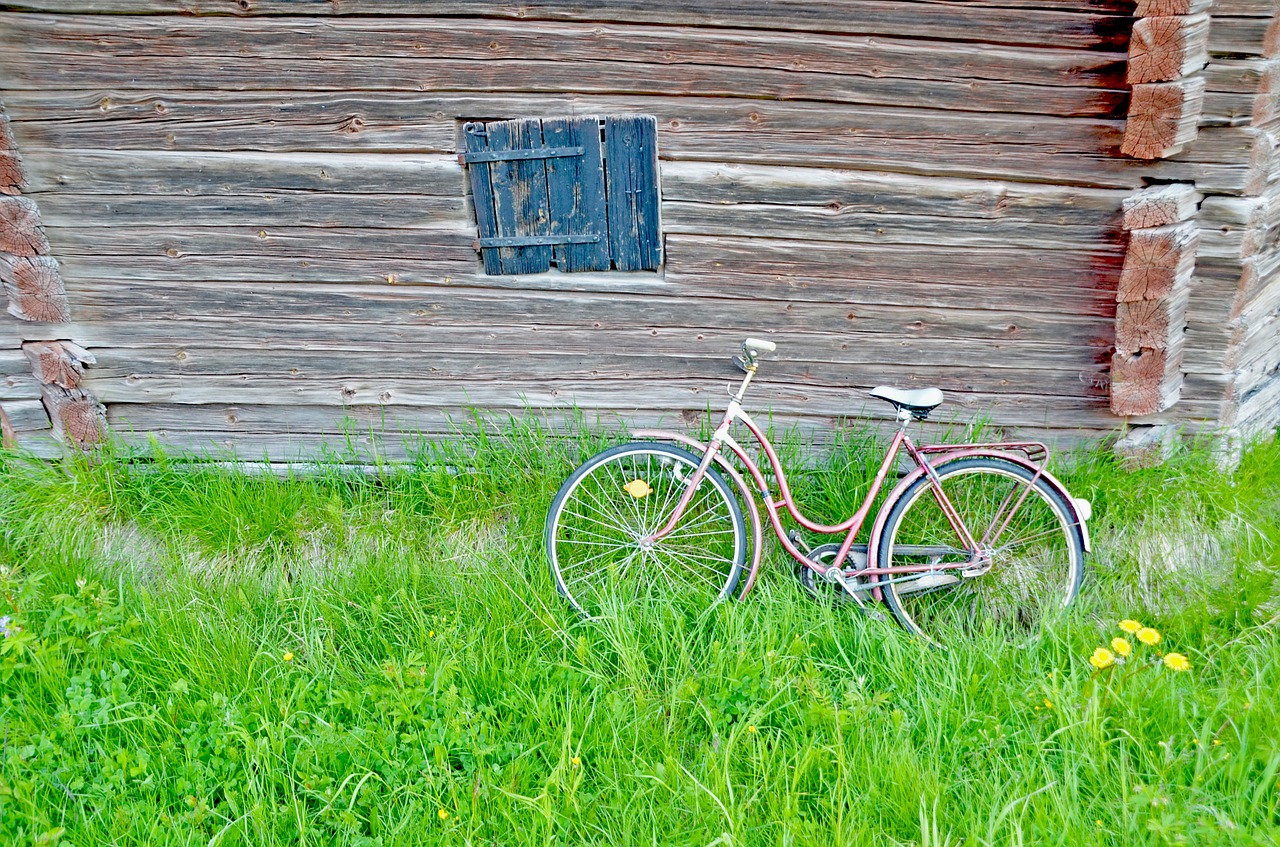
left=544, top=338, right=1093, bottom=643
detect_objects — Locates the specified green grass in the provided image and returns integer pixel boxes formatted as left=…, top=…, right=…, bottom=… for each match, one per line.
left=1, top=421, right=1278, bottom=846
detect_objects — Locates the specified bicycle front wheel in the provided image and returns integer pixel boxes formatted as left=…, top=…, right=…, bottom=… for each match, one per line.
left=876, top=456, right=1085, bottom=644
left=545, top=442, right=747, bottom=619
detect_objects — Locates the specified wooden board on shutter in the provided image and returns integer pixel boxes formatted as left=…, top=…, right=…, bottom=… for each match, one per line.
left=543, top=116, right=610, bottom=272
left=487, top=119, right=554, bottom=275
left=605, top=115, right=661, bottom=271
left=462, top=121, right=502, bottom=275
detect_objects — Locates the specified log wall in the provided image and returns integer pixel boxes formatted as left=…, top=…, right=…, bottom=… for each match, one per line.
left=0, top=1, right=1276, bottom=459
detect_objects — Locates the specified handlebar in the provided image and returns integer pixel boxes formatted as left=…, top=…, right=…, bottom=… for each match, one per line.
left=743, top=337, right=776, bottom=354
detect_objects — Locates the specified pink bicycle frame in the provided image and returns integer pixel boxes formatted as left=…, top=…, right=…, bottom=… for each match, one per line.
left=635, top=398, right=1064, bottom=601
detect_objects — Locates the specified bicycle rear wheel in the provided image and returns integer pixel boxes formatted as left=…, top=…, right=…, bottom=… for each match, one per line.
left=876, top=456, right=1085, bottom=644
left=545, top=442, right=747, bottom=619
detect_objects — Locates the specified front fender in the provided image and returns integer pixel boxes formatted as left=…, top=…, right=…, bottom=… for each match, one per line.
left=866, top=450, right=1091, bottom=566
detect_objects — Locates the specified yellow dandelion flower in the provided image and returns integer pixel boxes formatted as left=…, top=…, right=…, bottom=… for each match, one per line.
left=571, top=756, right=581, bottom=767
left=283, top=652, right=294, bottom=662
left=747, top=724, right=757, bottom=733
left=1043, top=699, right=1053, bottom=710
left=1119, top=619, right=1142, bottom=634
left=438, top=809, right=450, bottom=821
left=1212, top=738, right=1221, bottom=747
left=1136, top=627, right=1162, bottom=646
left=1089, top=647, right=1115, bottom=670
left=1110, top=637, right=1132, bottom=657
left=1163, top=652, right=1190, bottom=672
left=429, top=630, right=435, bottom=638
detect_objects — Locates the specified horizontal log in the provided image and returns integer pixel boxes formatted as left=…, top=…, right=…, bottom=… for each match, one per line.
left=1206, top=15, right=1279, bottom=58
left=660, top=161, right=1128, bottom=222
left=1128, top=14, right=1210, bottom=85
left=0, top=398, right=49, bottom=431
left=79, top=372, right=1119, bottom=430
left=1197, top=194, right=1280, bottom=259
left=1121, top=182, right=1201, bottom=230
left=0, top=15, right=1130, bottom=114
left=85, top=345, right=1109, bottom=399
left=0, top=368, right=42, bottom=400
left=1, top=254, right=70, bottom=322
left=0, top=91, right=1149, bottom=189
left=36, top=194, right=471, bottom=229
left=0, top=3, right=1135, bottom=50
left=1235, top=370, right=1280, bottom=437
left=0, top=113, right=24, bottom=195
left=20, top=150, right=466, bottom=196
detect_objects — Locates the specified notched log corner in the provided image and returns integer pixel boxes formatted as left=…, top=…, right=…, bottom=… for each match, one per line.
left=0, top=255, right=71, bottom=322
left=0, top=196, right=50, bottom=257
left=1122, top=78, right=1205, bottom=160
left=0, top=404, right=14, bottom=448
left=1127, top=14, right=1209, bottom=86
left=1117, top=222, right=1199, bottom=302
left=23, top=340, right=96, bottom=389
left=1110, top=347, right=1184, bottom=417
left=40, top=385, right=107, bottom=448
left=1121, top=183, right=1201, bottom=231
left=0, top=113, right=25, bottom=196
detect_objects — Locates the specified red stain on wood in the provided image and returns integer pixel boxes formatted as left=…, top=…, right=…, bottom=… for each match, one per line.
left=1, top=256, right=71, bottom=323
left=0, top=196, right=50, bottom=256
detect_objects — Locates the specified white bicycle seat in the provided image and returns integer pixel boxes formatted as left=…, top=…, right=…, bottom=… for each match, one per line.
left=869, top=386, right=945, bottom=419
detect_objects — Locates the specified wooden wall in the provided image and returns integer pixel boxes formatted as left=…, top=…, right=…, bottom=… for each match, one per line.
left=0, top=1, right=1276, bottom=460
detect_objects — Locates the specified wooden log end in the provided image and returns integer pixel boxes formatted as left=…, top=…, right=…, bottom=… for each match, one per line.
left=1110, top=347, right=1184, bottom=416
left=23, top=340, right=95, bottom=389
left=0, top=404, right=14, bottom=449
left=41, top=385, right=107, bottom=448
left=1, top=256, right=70, bottom=323
left=1113, top=424, right=1176, bottom=469
left=1115, top=288, right=1190, bottom=351
left=1122, top=79, right=1204, bottom=160
left=1128, top=15, right=1208, bottom=85
left=1133, top=0, right=1208, bottom=15
left=1121, top=183, right=1201, bottom=230
left=0, top=196, right=50, bottom=256
left=1118, top=223, right=1199, bottom=302
left=0, top=153, right=24, bottom=196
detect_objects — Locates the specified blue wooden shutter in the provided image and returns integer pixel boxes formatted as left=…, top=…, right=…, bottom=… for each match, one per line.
left=605, top=116, right=661, bottom=271
left=464, top=116, right=659, bottom=274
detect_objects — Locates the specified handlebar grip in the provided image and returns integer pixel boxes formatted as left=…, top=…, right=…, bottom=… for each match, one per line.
left=743, top=337, right=777, bottom=354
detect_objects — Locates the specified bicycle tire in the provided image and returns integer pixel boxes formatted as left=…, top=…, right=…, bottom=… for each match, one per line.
left=545, top=442, right=747, bottom=619
left=876, top=456, right=1085, bottom=644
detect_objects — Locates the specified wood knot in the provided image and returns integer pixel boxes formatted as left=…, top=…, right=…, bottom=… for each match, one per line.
left=154, top=101, right=168, bottom=114
left=339, top=115, right=366, bottom=134
left=175, top=350, right=188, bottom=361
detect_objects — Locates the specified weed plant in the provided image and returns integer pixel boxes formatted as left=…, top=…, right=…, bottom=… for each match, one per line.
left=0, top=420, right=1278, bottom=846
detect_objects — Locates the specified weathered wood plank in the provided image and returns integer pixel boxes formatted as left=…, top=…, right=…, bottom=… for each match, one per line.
left=543, top=116, right=609, bottom=272
left=1128, top=14, right=1210, bottom=84
left=20, top=150, right=465, bottom=196
left=1135, top=0, right=1213, bottom=14
left=1, top=92, right=1146, bottom=189
left=0, top=350, right=42, bottom=400
left=36, top=194, right=470, bottom=229
left=1207, top=15, right=1280, bottom=58
left=0, top=398, right=49, bottom=431
left=604, top=115, right=660, bottom=271
left=661, top=161, right=1128, bottom=223
left=84, top=345, right=1109, bottom=399
left=0, top=3, right=1136, bottom=50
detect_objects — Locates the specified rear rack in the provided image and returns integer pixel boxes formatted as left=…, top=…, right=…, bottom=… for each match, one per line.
left=918, top=441, right=1049, bottom=465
